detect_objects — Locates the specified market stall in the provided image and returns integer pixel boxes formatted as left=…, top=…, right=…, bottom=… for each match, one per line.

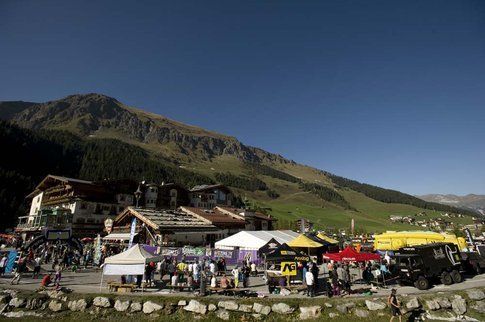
left=214, top=230, right=299, bottom=264
left=288, top=234, right=325, bottom=260
left=264, top=243, right=310, bottom=286
left=323, top=245, right=381, bottom=262
left=100, top=244, right=163, bottom=291
left=316, top=232, right=339, bottom=244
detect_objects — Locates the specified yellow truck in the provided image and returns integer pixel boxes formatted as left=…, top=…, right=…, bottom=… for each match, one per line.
left=374, top=231, right=467, bottom=251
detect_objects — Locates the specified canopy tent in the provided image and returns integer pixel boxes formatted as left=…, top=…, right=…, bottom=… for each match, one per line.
left=214, top=230, right=299, bottom=251
left=265, top=243, right=310, bottom=262
left=102, top=244, right=163, bottom=275
left=316, top=233, right=339, bottom=244
left=323, top=246, right=381, bottom=262
left=288, top=234, right=324, bottom=248
left=103, top=232, right=138, bottom=242
left=258, top=238, right=281, bottom=256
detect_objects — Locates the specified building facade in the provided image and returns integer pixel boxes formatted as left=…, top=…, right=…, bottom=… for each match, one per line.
left=189, top=184, right=233, bottom=209
left=16, top=175, right=136, bottom=237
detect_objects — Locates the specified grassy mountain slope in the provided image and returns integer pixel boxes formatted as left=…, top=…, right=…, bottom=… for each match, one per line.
left=0, top=94, right=475, bottom=232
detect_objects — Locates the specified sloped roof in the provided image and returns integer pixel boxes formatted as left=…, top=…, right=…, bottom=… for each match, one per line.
left=215, top=230, right=299, bottom=250
left=182, top=207, right=245, bottom=228
left=35, top=175, right=93, bottom=190
left=190, top=184, right=230, bottom=193
left=115, top=207, right=217, bottom=232
left=104, top=244, right=163, bottom=264
left=216, top=206, right=274, bottom=221
left=288, top=234, right=324, bottom=248
left=317, top=233, right=339, bottom=244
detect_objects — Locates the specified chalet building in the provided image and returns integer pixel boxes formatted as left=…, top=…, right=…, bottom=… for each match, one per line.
left=109, top=207, right=231, bottom=247
left=189, top=184, right=233, bottom=208
left=136, top=182, right=189, bottom=209
left=215, top=206, right=275, bottom=231
left=16, top=175, right=136, bottom=237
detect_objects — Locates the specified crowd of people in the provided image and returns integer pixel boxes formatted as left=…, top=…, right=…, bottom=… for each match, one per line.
left=118, top=256, right=258, bottom=296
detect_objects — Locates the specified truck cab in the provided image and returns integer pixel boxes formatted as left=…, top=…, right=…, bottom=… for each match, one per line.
left=394, top=243, right=463, bottom=290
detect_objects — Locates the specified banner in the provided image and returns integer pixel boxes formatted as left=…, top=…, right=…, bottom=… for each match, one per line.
left=182, top=246, right=205, bottom=256
left=213, top=249, right=234, bottom=259
left=128, top=218, right=137, bottom=248
left=161, top=247, right=180, bottom=256
left=281, top=261, right=297, bottom=276
left=93, top=234, right=102, bottom=266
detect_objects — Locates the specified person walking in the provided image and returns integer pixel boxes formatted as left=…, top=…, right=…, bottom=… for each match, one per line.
left=388, top=289, right=402, bottom=322
left=305, top=267, right=315, bottom=297
left=53, top=263, right=62, bottom=289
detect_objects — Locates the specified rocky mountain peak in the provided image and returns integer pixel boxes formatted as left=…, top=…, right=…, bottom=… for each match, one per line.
left=0, top=93, right=291, bottom=164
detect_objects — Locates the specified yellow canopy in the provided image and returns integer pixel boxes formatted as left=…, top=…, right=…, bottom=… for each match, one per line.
left=288, top=234, right=323, bottom=248
left=316, top=233, right=339, bottom=244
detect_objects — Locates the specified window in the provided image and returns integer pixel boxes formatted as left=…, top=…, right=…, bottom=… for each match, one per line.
left=80, top=202, right=87, bottom=210
left=76, top=218, right=85, bottom=224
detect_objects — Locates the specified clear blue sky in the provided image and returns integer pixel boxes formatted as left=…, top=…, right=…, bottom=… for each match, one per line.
left=1, top=1, right=484, bottom=195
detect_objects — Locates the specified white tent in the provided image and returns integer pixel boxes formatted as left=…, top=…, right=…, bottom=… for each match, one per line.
left=102, top=244, right=163, bottom=275
left=214, top=230, right=299, bottom=251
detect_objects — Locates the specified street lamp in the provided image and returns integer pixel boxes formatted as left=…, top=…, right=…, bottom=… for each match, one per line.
left=134, top=184, right=142, bottom=208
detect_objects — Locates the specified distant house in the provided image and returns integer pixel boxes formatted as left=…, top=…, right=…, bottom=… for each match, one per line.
left=189, top=184, right=233, bottom=208
left=16, top=175, right=136, bottom=237
left=216, top=206, right=275, bottom=231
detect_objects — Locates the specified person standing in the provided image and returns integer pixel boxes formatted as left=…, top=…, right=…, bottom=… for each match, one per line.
left=243, top=264, right=250, bottom=287
left=330, top=269, right=340, bottom=296
left=210, top=274, right=217, bottom=288
left=0, top=254, right=7, bottom=277
left=250, top=262, right=257, bottom=277
left=209, top=260, right=216, bottom=276
left=32, top=255, right=42, bottom=279
left=388, top=289, right=402, bottom=322
left=305, top=267, right=315, bottom=297
left=342, top=265, right=351, bottom=295
left=231, top=266, right=239, bottom=288
left=199, top=268, right=207, bottom=296
left=193, top=261, right=200, bottom=284
left=311, top=261, right=319, bottom=292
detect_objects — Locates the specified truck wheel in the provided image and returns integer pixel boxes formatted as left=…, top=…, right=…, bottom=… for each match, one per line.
left=441, top=271, right=453, bottom=285
left=414, top=276, right=429, bottom=290
left=451, top=270, right=463, bottom=283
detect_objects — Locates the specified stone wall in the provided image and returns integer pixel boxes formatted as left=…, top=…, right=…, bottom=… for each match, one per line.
left=0, top=287, right=484, bottom=321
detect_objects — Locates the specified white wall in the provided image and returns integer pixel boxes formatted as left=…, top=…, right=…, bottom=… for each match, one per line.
left=28, top=192, right=43, bottom=218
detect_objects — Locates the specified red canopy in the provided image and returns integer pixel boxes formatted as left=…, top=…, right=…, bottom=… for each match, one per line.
left=324, top=246, right=381, bottom=262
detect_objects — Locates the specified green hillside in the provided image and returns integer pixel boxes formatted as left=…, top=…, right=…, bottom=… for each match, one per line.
left=0, top=94, right=476, bottom=233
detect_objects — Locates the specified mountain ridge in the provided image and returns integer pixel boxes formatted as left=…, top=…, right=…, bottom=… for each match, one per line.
left=1, top=93, right=292, bottom=165
left=0, top=93, right=477, bottom=232
left=419, top=194, right=485, bottom=215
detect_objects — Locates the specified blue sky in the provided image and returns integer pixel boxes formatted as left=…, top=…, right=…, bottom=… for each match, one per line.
left=1, top=1, right=484, bottom=195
